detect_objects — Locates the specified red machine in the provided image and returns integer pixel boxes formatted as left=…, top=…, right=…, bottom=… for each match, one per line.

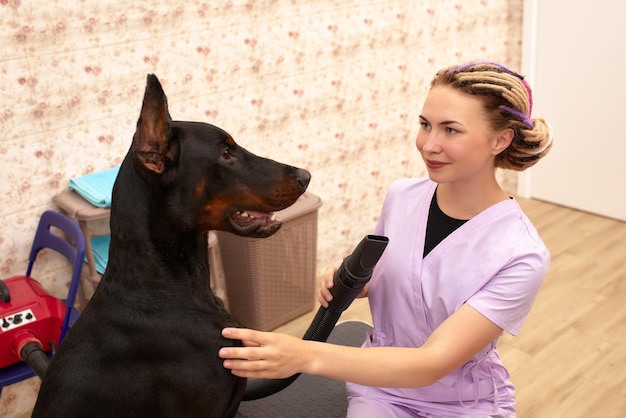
left=0, top=275, right=66, bottom=369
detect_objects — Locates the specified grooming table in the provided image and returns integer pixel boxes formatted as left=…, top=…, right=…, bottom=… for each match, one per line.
left=236, top=320, right=372, bottom=418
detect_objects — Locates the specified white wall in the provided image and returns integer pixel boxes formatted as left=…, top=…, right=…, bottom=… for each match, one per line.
left=520, top=0, right=626, bottom=221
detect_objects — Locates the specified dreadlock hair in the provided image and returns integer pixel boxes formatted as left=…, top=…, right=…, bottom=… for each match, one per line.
left=431, top=61, right=553, bottom=171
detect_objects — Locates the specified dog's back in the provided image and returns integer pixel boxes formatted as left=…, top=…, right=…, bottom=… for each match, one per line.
left=33, top=75, right=310, bottom=417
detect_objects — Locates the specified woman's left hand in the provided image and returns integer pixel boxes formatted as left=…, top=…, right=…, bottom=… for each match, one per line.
left=219, top=328, right=308, bottom=379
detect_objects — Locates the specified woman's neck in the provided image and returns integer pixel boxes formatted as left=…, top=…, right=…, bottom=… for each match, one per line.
left=435, top=177, right=509, bottom=220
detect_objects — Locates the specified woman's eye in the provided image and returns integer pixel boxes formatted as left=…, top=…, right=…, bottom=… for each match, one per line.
left=420, top=122, right=430, bottom=130
left=446, top=127, right=458, bottom=134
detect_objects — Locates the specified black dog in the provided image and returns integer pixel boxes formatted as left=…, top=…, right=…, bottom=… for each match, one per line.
left=32, top=74, right=310, bottom=417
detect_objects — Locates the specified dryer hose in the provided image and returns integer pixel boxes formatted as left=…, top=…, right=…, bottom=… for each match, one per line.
left=242, top=234, right=389, bottom=401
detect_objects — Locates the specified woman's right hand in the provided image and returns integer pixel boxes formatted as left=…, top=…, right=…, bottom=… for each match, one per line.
left=316, top=266, right=336, bottom=308
left=317, top=265, right=369, bottom=308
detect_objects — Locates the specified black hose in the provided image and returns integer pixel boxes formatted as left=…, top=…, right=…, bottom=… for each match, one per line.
left=243, top=234, right=388, bottom=401
left=20, top=340, right=49, bottom=379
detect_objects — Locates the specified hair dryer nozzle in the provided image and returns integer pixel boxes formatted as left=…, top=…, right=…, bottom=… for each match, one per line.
left=344, top=235, right=389, bottom=279
left=328, top=234, right=388, bottom=314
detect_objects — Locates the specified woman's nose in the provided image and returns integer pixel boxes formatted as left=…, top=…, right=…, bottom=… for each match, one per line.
left=419, top=132, right=442, bottom=153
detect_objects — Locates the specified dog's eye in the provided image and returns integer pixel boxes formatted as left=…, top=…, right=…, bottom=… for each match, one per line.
left=222, top=149, right=231, bottom=160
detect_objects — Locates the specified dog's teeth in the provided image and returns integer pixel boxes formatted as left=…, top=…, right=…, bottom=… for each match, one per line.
left=271, top=214, right=277, bottom=221
left=240, top=211, right=249, bottom=218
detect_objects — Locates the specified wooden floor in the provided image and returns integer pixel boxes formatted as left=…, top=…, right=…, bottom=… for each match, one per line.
left=274, top=197, right=626, bottom=417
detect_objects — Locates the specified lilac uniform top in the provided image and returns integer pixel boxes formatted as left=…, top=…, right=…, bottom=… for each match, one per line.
left=346, top=178, right=550, bottom=417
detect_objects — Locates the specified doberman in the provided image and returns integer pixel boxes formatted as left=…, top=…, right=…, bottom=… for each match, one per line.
left=32, top=74, right=311, bottom=418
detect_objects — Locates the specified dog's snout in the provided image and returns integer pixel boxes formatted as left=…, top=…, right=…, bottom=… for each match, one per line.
left=295, top=168, right=311, bottom=191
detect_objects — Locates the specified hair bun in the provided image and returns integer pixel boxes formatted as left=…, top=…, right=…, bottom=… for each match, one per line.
left=496, top=118, right=553, bottom=171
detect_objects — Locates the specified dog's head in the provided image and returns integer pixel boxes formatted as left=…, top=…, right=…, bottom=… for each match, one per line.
left=129, top=74, right=310, bottom=238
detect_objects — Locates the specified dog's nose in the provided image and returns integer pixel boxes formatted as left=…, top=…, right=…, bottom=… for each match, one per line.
left=295, top=168, right=311, bottom=191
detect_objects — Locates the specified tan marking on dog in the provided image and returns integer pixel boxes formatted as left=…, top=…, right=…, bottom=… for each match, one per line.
left=195, top=178, right=206, bottom=199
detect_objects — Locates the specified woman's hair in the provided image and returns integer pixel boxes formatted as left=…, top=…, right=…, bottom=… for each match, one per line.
left=431, top=61, right=553, bottom=171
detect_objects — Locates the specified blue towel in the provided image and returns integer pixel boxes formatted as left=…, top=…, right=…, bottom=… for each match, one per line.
left=69, top=166, right=120, bottom=208
left=89, top=235, right=111, bottom=274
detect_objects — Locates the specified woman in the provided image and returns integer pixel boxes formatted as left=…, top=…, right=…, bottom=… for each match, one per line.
left=219, top=61, right=553, bottom=417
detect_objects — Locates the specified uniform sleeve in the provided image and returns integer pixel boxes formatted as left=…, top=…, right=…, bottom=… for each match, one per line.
left=466, top=246, right=550, bottom=336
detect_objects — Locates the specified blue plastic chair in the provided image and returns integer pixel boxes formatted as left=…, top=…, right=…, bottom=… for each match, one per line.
left=0, top=210, right=85, bottom=389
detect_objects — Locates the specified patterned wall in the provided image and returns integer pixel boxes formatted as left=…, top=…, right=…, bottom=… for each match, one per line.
left=0, top=0, right=522, bottom=414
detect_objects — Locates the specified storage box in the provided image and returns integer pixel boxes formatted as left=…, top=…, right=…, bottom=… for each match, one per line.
left=215, top=192, right=322, bottom=331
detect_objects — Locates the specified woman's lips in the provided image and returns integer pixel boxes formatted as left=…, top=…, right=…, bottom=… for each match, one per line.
left=425, top=159, right=448, bottom=169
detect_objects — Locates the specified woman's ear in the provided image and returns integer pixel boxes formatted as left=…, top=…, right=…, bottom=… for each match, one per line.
left=493, top=128, right=514, bottom=155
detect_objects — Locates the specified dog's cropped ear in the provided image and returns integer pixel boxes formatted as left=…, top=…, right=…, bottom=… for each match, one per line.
left=132, top=74, right=178, bottom=176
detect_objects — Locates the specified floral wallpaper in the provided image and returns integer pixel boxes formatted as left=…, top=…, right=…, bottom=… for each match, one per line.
left=0, top=0, right=522, bottom=415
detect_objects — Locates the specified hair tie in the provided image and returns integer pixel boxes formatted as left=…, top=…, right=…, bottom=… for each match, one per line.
left=449, top=61, right=518, bottom=75
left=498, top=105, right=534, bottom=129
left=519, top=79, right=533, bottom=115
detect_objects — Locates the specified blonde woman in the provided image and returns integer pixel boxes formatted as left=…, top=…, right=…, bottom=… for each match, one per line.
left=220, top=61, right=553, bottom=417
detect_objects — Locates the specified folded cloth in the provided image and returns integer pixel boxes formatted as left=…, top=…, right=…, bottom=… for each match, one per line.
left=69, top=166, right=120, bottom=208
left=89, top=235, right=111, bottom=274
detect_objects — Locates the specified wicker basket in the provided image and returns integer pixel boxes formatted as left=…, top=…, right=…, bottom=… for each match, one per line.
left=215, top=192, right=322, bottom=331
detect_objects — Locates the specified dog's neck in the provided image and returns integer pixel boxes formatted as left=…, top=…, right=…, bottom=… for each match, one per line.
left=101, top=157, right=213, bottom=302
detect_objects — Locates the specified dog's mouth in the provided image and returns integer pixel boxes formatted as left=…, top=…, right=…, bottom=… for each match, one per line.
left=229, top=210, right=283, bottom=238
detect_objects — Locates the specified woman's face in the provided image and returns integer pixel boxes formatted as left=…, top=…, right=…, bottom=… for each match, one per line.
left=415, top=85, right=503, bottom=186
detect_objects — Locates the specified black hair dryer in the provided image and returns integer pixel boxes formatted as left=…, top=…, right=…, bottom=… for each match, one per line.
left=243, top=234, right=389, bottom=401
left=303, top=234, right=389, bottom=341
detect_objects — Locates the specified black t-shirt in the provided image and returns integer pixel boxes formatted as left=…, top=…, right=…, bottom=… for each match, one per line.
left=423, top=191, right=467, bottom=257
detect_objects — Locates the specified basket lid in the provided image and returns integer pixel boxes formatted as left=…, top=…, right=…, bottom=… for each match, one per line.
left=275, top=192, right=322, bottom=223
